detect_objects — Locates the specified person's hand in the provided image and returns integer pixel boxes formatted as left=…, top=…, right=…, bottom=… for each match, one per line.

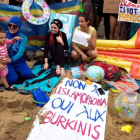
left=0, top=63, right=4, bottom=70
left=79, top=0, right=83, bottom=2
left=12, top=36, right=23, bottom=42
left=87, top=38, right=91, bottom=44
left=44, top=63, right=49, bottom=70
left=56, top=36, right=64, bottom=45
left=0, top=55, right=11, bottom=64
left=81, top=53, right=88, bottom=61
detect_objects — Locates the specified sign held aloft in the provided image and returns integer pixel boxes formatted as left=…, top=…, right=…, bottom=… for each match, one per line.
left=118, top=0, right=140, bottom=23
left=103, top=0, right=121, bottom=14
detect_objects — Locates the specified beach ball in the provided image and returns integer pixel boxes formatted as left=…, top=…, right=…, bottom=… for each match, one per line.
left=114, top=92, right=140, bottom=122
left=86, top=66, right=105, bottom=82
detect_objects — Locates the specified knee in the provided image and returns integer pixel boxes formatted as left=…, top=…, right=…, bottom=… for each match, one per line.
left=49, top=44, right=56, bottom=51
left=71, top=50, right=79, bottom=59
left=7, top=75, right=18, bottom=85
left=57, top=45, right=64, bottom=51
left=21, top=70, right=33, bottom=78
left=90, top=50, right=98, bottom=59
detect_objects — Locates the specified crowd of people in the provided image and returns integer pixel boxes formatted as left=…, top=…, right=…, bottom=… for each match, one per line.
left=0, top=0, right=140, bottom=90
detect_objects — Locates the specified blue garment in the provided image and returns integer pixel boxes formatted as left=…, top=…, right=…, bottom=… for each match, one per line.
left=6, top=32, right=27, bottom=65
left=9, top=16, right=22, bottom=28
left=7, top=63, right=33, bottom=85
left=6, top=32, right=33, bottom=84
left=5, top=16, right=33, bottom=85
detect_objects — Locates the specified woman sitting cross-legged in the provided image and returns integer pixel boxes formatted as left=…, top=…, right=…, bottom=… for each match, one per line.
left=44, top=19, right=68, bottom=76
left=71, top=13, right=98, bottom=62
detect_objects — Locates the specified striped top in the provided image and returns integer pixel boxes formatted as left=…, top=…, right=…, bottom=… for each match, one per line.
left=0, top=39, right=13, bottom=59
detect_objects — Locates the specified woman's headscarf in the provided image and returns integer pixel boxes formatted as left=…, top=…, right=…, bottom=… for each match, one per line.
left=7, top=17, right=22, bottom=39
left=51, top=19, right=63, bottom=29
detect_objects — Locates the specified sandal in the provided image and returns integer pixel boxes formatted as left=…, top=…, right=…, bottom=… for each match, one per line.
left=56, top=65, right=61, bottom=75
left=61, top=68, right=66, bottom=77
left=18, top=89, right=32, bottom=95
left=5, top=86, right=17, bottom=91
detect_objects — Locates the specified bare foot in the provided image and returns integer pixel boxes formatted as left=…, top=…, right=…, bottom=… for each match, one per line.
left=56, top=65, right=61, bottom=75
left=61, top=68, right=66, bottom=77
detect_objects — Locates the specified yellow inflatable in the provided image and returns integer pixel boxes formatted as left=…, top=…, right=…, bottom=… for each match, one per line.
left=95, top=28, right=140, bottom=79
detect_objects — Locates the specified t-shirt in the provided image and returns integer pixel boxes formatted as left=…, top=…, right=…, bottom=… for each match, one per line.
left=75, top=26, right=94, bottom=50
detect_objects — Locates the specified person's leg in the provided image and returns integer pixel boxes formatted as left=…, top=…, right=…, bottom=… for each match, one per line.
left=49, top=44, right=61, bottom=74
left=110, top=15, right=117, bottom=40
left=86, top=49, right=98, bottom=60
left=57, top=45, right=66, bottom=76
left=57, top=45, right=65, bottom=68
left=15, top=63, right=33, bottom=79
left=104, top=14, right=110, bottom=39
left=71, top=50, right=80, bottom=60
left=117, top=21, right=123, bottom=40
left=7, top=66, right=18, bottom=85
left=1, top=77, right=9, bottom=88
left=49, top=44, right=59, bottom=65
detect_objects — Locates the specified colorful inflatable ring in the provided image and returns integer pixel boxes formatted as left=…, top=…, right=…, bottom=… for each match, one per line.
left=22, top=0, right=50, bottom=25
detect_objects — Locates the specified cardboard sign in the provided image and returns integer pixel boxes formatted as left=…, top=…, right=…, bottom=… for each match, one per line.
left=0, top=0, right=9, bottom=4
left=27, top=78, right=109, bottom=140
left=118, top=0, right=140, bottom=23
left=103, top=0, right=121, bottom=14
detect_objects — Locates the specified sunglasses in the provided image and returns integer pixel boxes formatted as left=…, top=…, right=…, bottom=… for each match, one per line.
left=8, top=23, right=18, bottom=29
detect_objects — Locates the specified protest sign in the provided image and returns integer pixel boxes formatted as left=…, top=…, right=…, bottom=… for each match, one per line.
left=118, top=0, right=140, bottom=23
left=27, top=78, right=109, bottom=140
left=103, top=0, right=121, bottom=14
left=0, top=0, right=9, bottom=4
left=72, top=30, right=90, bottom=47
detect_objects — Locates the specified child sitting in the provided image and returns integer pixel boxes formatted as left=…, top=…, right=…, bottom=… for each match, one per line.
left=0, top=27, right=22, bottom=91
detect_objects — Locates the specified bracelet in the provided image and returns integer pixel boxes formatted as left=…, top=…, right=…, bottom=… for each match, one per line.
left=45, top=62, right=48, bottom=63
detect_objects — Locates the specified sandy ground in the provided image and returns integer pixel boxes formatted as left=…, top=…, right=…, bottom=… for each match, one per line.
left=0, top=60, right=140, bottom=140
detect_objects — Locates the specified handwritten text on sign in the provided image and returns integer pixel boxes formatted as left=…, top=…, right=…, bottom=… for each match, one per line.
left=27, top=78, right=109, bottom=140
left=118, top=0, right=140, bottom=23
left=103, top=0, right=121, bottom=14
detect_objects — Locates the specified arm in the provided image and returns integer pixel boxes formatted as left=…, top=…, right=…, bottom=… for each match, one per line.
left=5, top=39, right=14, bottom=45
left=5, top=36, right=23, bottom=45
left=11, top=34, right=27, bottom=62
left=88, top=28, right=97, bottom=50
left=44, top=32, right=50, bottom=70
left=62, top=0, right=66, bottom=2
left=137, top=0, right=140, bottom=4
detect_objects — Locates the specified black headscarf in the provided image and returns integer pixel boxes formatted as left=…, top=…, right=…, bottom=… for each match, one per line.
left=51, top=19, right=63, bottom=29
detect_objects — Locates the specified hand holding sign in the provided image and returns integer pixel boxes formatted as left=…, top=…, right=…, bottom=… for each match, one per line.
left=72, top=30, right=91, bottom=47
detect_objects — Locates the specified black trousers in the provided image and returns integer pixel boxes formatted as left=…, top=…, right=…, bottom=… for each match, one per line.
left=49, top=44, right=65, bottom=68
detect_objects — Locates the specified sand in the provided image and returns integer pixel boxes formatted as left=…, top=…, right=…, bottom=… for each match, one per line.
left=0, top=63, right=140, bottom=140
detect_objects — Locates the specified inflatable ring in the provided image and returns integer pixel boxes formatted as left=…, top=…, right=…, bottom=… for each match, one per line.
left=22, top=0, right=50, bottom=25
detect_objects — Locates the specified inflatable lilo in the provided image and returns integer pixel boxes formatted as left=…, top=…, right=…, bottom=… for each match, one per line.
left=95, top=28, right=140, bottom=80
left=22, top=0, right=50, bottom=25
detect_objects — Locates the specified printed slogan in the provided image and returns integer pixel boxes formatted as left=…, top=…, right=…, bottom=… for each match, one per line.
left=118, top=0, right=140, bottom=23
left=27, top=78, right=109, bottom=140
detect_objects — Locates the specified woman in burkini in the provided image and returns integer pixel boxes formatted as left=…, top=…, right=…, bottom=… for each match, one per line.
left=44, top=19, right=68, bottom=76
left=0, top=27, right=22, bottom=91
left=0, top=17, right=33, bottom=86
left=71, top=13, right=98, bottom=62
